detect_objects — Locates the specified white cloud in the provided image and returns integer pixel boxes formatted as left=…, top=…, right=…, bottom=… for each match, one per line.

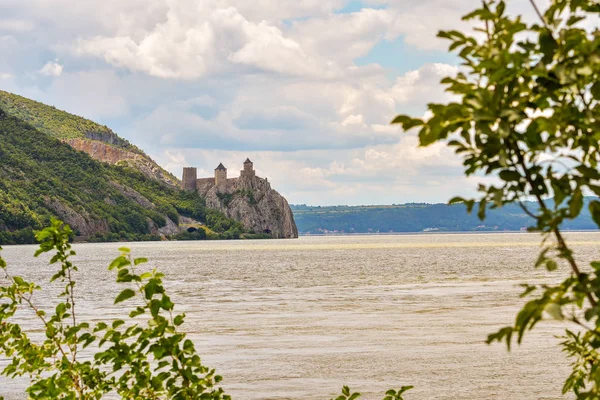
left=4, top=0, right=538, bottom=204
left=38, top=70, right=130, bottom=119
left=75, top=2, right=341, bottom=80
left=123, top=62, right=456, bottom=156
left=0, top=19, right=35, bottom=33
left=148, top=137, right=475, bottom=205
left=0, top=73, right=14, bottom=80
left=289, top=8, right=395, bottom=64
left=39, top=61, right=63, bottom=76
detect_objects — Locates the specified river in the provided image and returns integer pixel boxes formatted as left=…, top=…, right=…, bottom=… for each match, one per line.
left=1, top=232, right=598, bottom=399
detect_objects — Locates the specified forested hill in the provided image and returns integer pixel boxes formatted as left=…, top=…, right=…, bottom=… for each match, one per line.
left=0, top=108, right=251, bottom=244
left=291, top=201, right=599, bottom=234
left=0, top=90, right=178, bottom=186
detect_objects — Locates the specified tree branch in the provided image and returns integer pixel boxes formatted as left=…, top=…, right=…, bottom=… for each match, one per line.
left=528, top=0, right=550, bottom=29
left=511, top=142, right=597, bottom=307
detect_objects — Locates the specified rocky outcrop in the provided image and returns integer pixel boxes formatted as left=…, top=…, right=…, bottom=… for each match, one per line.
left=44, top=197, right=110, bottom=236
left=109, top=181, right=155, bottom=209
left=83, top=129, right=133, bottom=149
left=65, top=139, right=180, bottom=188
left=197, top=175, right=298, bottom=238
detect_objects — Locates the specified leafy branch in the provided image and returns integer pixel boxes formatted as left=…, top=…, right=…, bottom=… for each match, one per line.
left=393, top=0, right=600, bottom=396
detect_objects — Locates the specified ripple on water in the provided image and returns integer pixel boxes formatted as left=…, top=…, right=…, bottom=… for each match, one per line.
left=0, top=232, right=595, bottom=399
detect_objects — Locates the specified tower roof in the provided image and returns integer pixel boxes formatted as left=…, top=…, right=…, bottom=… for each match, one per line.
left=215, top=163, right=226, bottom=171
left=244, top=158, right=252, bottom=164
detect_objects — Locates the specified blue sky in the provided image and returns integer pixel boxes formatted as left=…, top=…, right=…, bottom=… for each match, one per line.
left=0, top=0, right=537, bottom=205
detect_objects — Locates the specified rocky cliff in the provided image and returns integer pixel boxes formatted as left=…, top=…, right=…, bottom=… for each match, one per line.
left=66, top=139, right=179, bottom=187
left=197, top=176, right=298, bottom=239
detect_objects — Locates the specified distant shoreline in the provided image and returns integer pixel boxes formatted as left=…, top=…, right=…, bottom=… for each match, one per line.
left=299, top=229, right=600, bottom=236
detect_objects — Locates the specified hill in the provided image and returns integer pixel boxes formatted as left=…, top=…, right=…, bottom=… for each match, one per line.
left=0, top=107, right=250, bottom=244
left=291, top=201, right=599, bottom=234
left=0, top=90, right=178, bottom=187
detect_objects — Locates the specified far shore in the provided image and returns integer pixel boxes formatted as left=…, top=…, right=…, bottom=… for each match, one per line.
left=299, top=229, right=600, bottom=236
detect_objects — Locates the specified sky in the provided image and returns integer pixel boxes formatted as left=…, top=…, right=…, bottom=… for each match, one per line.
left=0, top=0, right=542, bottom=205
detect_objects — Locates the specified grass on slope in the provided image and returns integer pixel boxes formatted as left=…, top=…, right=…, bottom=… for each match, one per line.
left=0, top=90, right=140, bottom=153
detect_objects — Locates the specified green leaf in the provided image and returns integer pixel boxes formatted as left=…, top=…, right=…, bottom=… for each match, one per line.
left=174, top=314, right=185, bottom=326
left=477, top=199, right=487, bottom=221
left=569, top=190, right=583, bottom=218
left=590, top=201, right=600, bottom=228
left=399, top=385, right=414, bottom=394
left=539, top=30, right=557, bottom=64
left=545, top=303, right=563, bottom=320
left=183, top=339, right=195, bottom=354
left=545, top=259, right=558, bottom=272
left=112, top=319, right=125, bottom=328
left=134, top=257, right=148, bottom=266
left=114, top=288, right=136, bottom=304
left=591, top=82, right=600, bottom=100
left=499, top=170, right=521, bottom=182
left=487, top=326, right=514, bottom=350
left=108, top=256, right=130, bottom=271
left=448, top=196, right=466, bottom=204
left=390, top=115, right=424, bottom=130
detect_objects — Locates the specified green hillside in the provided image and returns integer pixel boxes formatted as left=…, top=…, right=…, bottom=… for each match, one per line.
left=0, top=90, right=180, bottom=187
left=291, top=201, right=599, bottom=234
left=0, top=108, right=248, bottom=244
left=0, top=90, right=138, bottom=151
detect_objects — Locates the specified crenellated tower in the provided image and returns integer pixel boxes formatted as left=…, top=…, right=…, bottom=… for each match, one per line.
left=182, top=167, right=197, bottom=191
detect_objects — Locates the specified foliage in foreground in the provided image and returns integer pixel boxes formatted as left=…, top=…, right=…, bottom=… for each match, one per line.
left=393, top=0, right=600, bottom=397
left=0, top=219, right=229, bottom=399
left=0, top=220, right=410, bottom=399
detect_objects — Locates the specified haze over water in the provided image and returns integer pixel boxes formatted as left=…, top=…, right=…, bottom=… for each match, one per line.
left=2, top=232, right=599, bottom=399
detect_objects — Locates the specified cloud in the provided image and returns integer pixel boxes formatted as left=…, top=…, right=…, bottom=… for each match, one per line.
left=39, top=61, right=64, bottom=76
left=4, top=0, right=527, bottom=205
left=0, top=73, right=14, bottom=80
left=123, top=62, right=455, bottom=156
left=147, top=136, right=479, bottom=205
left=37, top=70, right=129, bottom=119
left=289, top=8, right=395, bottom=64
left=71, top=2, right=464, bottom=80
left=0, top=19, right=35, bottom=33
left=75, top=2, right=341, bottom=80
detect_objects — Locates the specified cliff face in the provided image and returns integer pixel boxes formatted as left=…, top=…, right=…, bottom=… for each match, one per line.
left=197, top=176, right=298, bottom=239
left=66, top=139, right=179, bottom=187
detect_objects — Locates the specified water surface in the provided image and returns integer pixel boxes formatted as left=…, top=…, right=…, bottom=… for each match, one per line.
left=2, top=232, right=599, bottom=399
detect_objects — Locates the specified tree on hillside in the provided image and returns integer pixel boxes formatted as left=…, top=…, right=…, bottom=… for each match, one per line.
left=393, top=0, right=600, bottom=396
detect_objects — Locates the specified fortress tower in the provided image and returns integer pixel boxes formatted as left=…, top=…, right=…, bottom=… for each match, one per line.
left=241, top=158, right=255, bottom=178
left=182, top=167, right=197, bottom=191
left=215, top=163, right=227, bottom=186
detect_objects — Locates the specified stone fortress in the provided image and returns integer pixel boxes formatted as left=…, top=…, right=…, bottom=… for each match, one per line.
left=180, top=158, right=298, bottom=238
left=182, top=158, right=268, bottom=192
